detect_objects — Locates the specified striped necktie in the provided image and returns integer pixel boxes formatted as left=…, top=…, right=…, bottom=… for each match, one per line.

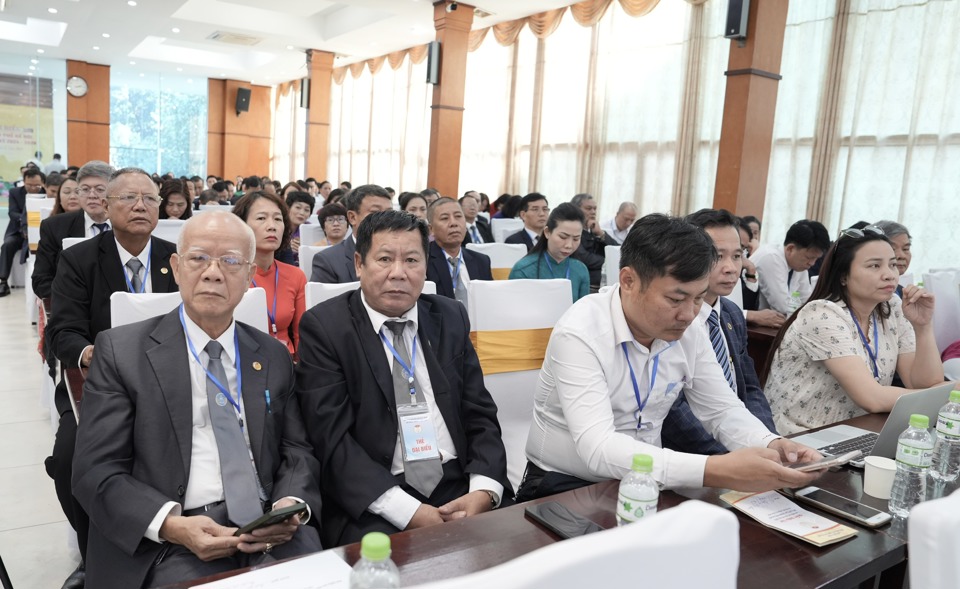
left=707, top=310, right=736, bottom=391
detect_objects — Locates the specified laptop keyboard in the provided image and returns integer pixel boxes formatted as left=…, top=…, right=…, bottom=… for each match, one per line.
left=818, top=432, right=879, bottom=457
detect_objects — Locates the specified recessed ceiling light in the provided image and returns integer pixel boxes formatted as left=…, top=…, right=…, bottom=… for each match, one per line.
left=187, top=79, right=193, bottom=83
left=93, top=46, right=100, bottom=50
left=31, top=59, right=38, bottom=64
left=102, top=33, right=110, bottom=38
left=48, top=8, right=58, bottom=14
left=128, top=0, right=137, bottom=5
left=172, top=27, right=180, bottom=33
left=139, top=73, right=145, bottom=77
left=176, top=67, right=183, bottom=72
left=36, top=49, right=44, bottom=54
left=29, top=66, right=35, bottom=70
left=129, top=61, right=136, bottom=65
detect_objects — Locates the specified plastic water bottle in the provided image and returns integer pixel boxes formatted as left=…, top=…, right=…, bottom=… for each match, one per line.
left=350, top=532, right=400, bottom=589
left=617, top=454, right=658, bottom=525
left=788, top=290, right=803, bottom=313
left=930, top=389, right=960, bottom=483
left=888, top=414, right=935, bottom=518
left=600, top=263, right=608, bottom=288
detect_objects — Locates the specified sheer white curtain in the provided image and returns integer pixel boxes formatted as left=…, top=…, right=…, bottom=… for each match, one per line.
left=271, top=82, right=307, bottom=184
left=461, top=35, right=513, bottom=196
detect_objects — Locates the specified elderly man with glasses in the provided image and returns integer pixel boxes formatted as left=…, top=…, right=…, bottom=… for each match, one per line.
left=45, top=167, right=180, bottom=589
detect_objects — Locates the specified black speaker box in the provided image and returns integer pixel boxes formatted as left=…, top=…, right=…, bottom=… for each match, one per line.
left=426, top=41, right=440, bottom=85
left=236, top=87, right=251, bottom=115
left=724, top=0, right=750, bottom=40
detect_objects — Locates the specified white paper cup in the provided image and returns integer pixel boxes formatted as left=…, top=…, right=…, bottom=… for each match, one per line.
left=863, top=456, right=897, bottom=499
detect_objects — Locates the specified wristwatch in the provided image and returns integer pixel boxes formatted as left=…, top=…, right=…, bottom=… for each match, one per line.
left=482, top=490, right=497, bottom=509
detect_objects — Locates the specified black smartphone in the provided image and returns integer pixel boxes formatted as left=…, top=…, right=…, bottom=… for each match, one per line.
left=234, top=502, right=308, bottom=536
left=524, top=501, right=603, bottom=539
left=785, top=487, right=892, bottom=528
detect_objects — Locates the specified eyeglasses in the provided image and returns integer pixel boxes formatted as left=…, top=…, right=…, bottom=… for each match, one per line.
left=179, top=253, right=251, bottom=273
left=106, top=194, right=162, bottom=207
left=77, top=186, right=107, bottom=197
left=324, top=215, right=347, bottom=225
left=839, top=225, right=884, bottom=240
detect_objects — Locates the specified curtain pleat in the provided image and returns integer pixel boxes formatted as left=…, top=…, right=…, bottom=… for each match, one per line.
left=468, top=27, right=490, bottom=52
left=332, top=67, right=347, bottom=84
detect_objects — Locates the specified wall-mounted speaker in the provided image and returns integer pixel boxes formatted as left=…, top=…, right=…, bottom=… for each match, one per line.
left=236, top=87, right=251, bottom=115
left=300, top=78, right=311, bottom=109
left=426, top=41, right=440, bottom=85
left=724, top=0, right=750, bottom=40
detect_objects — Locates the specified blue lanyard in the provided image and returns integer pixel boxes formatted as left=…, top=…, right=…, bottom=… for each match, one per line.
left=849, top=310, right=880, bottom=379
left=543, top=253, right=570, bottom=280
left=621, top=341, right=675, bottom=430
left=179, top=304, right=244, bottom=418
left=379, top=328, right=418, bottom=399
left=450, top=253, right=463, bottom=292
left=122, top=246, right=151, bottom=294
left=251, top=263, right=279, bottom=335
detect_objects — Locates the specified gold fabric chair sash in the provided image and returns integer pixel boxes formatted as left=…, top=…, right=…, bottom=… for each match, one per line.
left=470, top=328, right=553, bottom=375
left=491, top=268, right=511, bottom=280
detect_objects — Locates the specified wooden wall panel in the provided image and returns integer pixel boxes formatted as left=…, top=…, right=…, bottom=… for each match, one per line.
left=207, top=79, right=272, bottom=180
left=66, top=60, right=110, bottom=164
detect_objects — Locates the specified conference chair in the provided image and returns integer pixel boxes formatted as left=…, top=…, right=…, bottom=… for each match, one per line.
left=299, top=244, right=332, bottom=275
left=405, top=500, right=739, bottom=589
left=305, top=281, right=437, bottom=310
left=465, top=243, right=526, bottom=280
left=604, top=245, right=621, bottom=286
left=26, top=197, right=54, bottom=252
left=110, top=288, right=269, bottom=333
left=61, top=237, right=88, bottom=250
left=908, top=488, right=960, bottom=589
left=467, top=279, right=573, bottom=490
left=490, top=218, right=524, bottom=243
left=298, top=224, right=325, bottom=247
left=153, top=219, right=186, bottom=244
left=198, top=204, right=233, bottom=212
left=921, top=269, right=960, bottom=352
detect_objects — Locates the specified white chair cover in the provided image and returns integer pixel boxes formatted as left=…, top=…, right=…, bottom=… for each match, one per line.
left=604, top=245, right=621, bottom=285
left=62, top=237, right=88, bottom=250
left=198, top=204, right=233, bottom=212
left=153, top=219, right=186, bottom=244
left=467, top=279, right=573, bottom=490
left=299, top=245, right=333, bottom=275
left=298, top=224, right=325, bottom=247
left=406, top=500, right=740, bottom=589
left=921, top=270, right=960, bottom=352
left=909, top=488, right=960, bottom=589
left=26, top=197, right=55, bottom=250
left=110, top=288, right=269, bottom=333
left=465, top=243, right=526, bottom=280
left=305, top=281, right=436, bottom=310
left=490, top=218, right=524, bottom=243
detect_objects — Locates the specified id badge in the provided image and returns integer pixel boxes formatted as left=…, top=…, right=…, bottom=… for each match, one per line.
left=398, top=403, right=441, bottom=462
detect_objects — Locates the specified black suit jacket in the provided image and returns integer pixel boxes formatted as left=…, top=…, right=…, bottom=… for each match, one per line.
left=504, top=229, right=534, bottom=252
left=73, top=311, right=322, bottom=589
left=31, top=209, right=86, bottom=299
left=3, top=186, right=26, bottom=240
left=461, top=217, right=494, bottom=246
left=296, top=291, right=510, bottom=546
left=426, top=242, right=493, bottom=299
left=572, top=229, right=617, bottom=287
left=47, top=231, right=179, bottom=370
left=310, top=237, right=357, bottom=283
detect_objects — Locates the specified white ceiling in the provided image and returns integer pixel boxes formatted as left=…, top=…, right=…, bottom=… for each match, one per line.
left=0, top=0, right=577, bottom=85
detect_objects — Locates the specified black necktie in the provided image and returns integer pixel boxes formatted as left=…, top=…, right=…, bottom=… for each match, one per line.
left=93, top=223, right=108, bottom=234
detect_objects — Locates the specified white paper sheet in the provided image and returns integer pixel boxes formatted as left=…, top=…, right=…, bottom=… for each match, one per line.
left=194, top=551, right=352, bottom=589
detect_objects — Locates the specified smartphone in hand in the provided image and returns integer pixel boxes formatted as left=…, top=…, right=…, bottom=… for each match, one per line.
left=234, top=502, right=308, bottom=536
left=788, top=450, right=863, bottom=472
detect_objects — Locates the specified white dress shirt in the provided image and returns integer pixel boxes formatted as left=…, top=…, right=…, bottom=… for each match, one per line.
left=601, top=218, right=631, bottom=244
left=361, top=292, right=503, bottom=530
left=442, top=248, right=471, bottom=290
left=525, top=286, right=778, bottom=489
left=84, top=212, right=110, bottom=237
left=524, top=227, right=539, bottom=247
left=753, top=245, right=813, bottom=315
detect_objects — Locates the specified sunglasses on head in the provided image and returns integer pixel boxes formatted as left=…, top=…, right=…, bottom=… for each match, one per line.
left=838, top=225, right=884, bottom=240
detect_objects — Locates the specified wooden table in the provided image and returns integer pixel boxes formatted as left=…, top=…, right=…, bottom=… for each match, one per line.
left=747, top=325, right=780, bottom=386
left=161, top=413, right=920, bottom=589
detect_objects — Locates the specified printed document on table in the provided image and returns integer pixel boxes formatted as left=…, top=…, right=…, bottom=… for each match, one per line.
left=720, top=490, right=858, bottom=547
left=195, top=551, right=352, bottom=589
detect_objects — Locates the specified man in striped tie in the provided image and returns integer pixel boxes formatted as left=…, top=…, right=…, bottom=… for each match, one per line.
left=661, top=209, right=778, bottom=455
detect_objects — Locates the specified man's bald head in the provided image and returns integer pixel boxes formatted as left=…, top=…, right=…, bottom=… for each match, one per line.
left=178, top=211, right=256, bottom=261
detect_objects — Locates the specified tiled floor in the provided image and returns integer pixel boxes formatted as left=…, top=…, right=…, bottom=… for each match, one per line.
left=0, top=287, right=80, bottom=588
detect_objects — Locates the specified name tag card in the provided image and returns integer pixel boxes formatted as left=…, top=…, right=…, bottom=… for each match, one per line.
left=398, top=404, right=441, bottom=462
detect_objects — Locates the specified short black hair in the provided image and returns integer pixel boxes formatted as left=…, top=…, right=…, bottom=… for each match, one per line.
left=340, top=181, right=352, bottom=189
left=23, top=167, right=46, bottom=183
left=684, top=208, right=740, bottom=232
left=620, top=213, right=717, bottom=287
left=531, top=203, right=585, bottom=255
left=420, top=188, right=441, bottom=199
left=784, top=219, right=830, bottom=252
left=345, top=184, right=391, bottom=214
left=355, top=209, right=429, bottom=264
left=399, top=191, right=426, bottom=211
left=285, top=190, right=316, bottom=211
left=519, top=192, right=548, bottom=212
left=212, top=181, right=227, bottom=192
left=241, top=176, right=261, bottom=190
left=742, top=215, right=761, bottom=234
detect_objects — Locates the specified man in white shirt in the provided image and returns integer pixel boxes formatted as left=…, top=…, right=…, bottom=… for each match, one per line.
left=44, top=153, right=67, bottom=175
left=753, top=219, right=830, bottom=315
left=518, top=213, right=822, bottom=500
left=601, top=202, right=637, bottom=244
left=297, top=209, right=510, bottom=547
left=72, top=212, right=322, bottom=589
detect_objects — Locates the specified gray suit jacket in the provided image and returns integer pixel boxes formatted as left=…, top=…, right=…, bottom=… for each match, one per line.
left=310, top=237, right=356, bottom=283
left=73, top=310, right=322, bottom=589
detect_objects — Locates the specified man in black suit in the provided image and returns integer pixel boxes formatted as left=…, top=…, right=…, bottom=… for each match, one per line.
left=459, top=191, right=493, bottom=245
left=297, top=210, right=510, bottom=547
left=32, top=160, right=115, bottom=300
left=0, top=167, right=44, bottom=296
left=504, top=193, right=549, bottom=252
left=73, top=211, right=321, bottom=589
left=310, top=184, right=392, bottom=283
left=569, top=193, right=617, bottom=289
left=46, top=167, right=180, bottom=589
left=426, top=198, right=492, bottom=304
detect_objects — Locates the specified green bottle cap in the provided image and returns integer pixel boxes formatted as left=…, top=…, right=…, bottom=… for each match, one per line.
left=631, top=454, right=653, bottom=473
left=909, top=414, right=929, bottom=429
left=360, top=532, right=391, bottom=561
left=949, top=390, right=960, bottom=403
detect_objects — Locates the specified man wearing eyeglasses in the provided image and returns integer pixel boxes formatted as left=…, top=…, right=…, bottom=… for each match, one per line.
left=72, top=211, right=322, bottom=589
left=505, top=193, right=550, bottom=252
left=45, top=167, right=179, bottom=589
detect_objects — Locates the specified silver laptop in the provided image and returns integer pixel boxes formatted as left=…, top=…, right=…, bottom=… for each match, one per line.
left=790, top=382, right=954, bottom=467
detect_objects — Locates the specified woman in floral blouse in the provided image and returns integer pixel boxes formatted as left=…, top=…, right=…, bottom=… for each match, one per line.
left=764, top=225, right=942, bottom=434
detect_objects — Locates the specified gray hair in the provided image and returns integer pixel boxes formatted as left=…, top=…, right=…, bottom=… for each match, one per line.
left=107, top=167, right=154, bottom=194
left=617, top=202, right=638, bottom=214
left=570, top=193, right=594, bottom=208
left=76, top=160, right=115, bottom=183
left=178, top=210, right=256, bottom=261
left=874, top=220, right=911, bottom=240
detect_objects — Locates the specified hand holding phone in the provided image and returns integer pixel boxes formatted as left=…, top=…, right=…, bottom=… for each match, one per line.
left=233, top=502, right=308, bottom=536
left=788, top=450, right=863, bottom=472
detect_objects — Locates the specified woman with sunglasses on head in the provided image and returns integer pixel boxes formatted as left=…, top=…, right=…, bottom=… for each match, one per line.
left=232, top=190, right=306, bottom=357
left=763, top=225, right=943, bottom=435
